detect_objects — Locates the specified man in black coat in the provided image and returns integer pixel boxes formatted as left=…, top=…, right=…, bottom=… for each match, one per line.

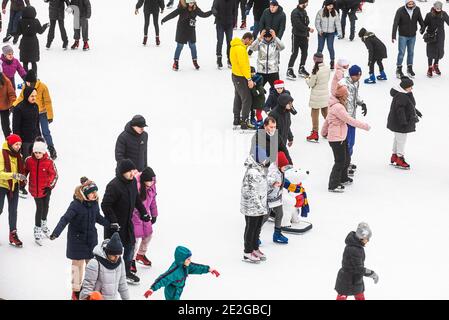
left=212, top=0, right=236, bottom=68
left=2, top=0, right=30, bottom=43
left=269, top=93, right=294, bottom=149
left=246, top=0, right=269, bottom=39
left=102, top=159, right=150, bottom=284
left=115, top=115, right=148, bottom=172
left=45, top=0, right=70, bottom=49
left=335, top=222, right=378, bottom=300
left=287, top=0, right=314, bottom=80
left=69, top=0, right=91, bottom=50
left=259, top=0, right=286, bottom=39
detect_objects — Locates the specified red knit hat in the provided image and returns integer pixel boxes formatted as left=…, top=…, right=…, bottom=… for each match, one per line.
left=274, top=80, right=284, bottom=89
left=6, top=134, right=22, bottom=146
left=277, top=151, right=290, bottom=169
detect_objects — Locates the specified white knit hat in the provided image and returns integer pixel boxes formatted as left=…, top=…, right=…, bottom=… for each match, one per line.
left=33, top=141, right=47, bottom=154
left=337, top=58, right=350, bottom=67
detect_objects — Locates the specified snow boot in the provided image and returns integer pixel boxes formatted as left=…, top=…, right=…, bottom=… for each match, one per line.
left=396, top=65, right=404, bottom=79
left=407, top=64, right=415, bottom=78
left=390, top=153, right=398, bottom=164
left=240, top=20, right=246, bottom=29
left=83, top=41, right=90, bottom=51
left=48, top=145, right=57, bottom=160
left=306, top=130, right=319, bottom=143
left=243, top=252, right=260, bottom=263
left=130, top=260, right=137, bottom=273
left=2, top=34, right=12, bottom=43
left=328, top=185, right=345, bottom=193
left=63, top=40, right=68, bottom=50
left=253, top=249, right=266, bottom=261
left=217, top=55, right=223, bottom=69
left=34, top=226, right=43, bottom=246
left=364, top=73, right=376, bottom=84
left=136, top=254, right=152, bottom=266
left=71, top=40, right=79, bottom=50
left=240, top=119, right=255, bottom=130
left=192, top=59, right=200, bottom=70
left=273, top=231, right=288, bottom=244
left=298, top=65, right=310, bottom=78
left=376, top=70, right=387, bottom=80
left=12, top=35, right=19, bottom=45
left=233, top=116, right=240, bottom=128
left=394, top=156, right=410, bottom=170
left=286, top=67, right=297, bottom=80
left=433, top=64, right=441, bottom=76
left=427, top=66, right=433, bottom=77
left=349, top=163, right=357, bottom=171
left=330, top=60, right=335, bottom=70
left=143, top=35, right=148, bottom=45
left=172, top=59, right=179, bottom=71
left=71, top=291, right=80, bottom=300
left=126, top=272, right=140, bottom=284
left=156, top=36, right=160, bottom=46
left=341, top=177, right=353, bottom=185
left=41, top=220, right=51, bottom=238
left=9, top=230, right=23, bottom=247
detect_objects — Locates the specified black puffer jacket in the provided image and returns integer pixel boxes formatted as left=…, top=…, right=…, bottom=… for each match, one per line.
left=45, top=0, right=69, bottom=20
left=259, top=5, right=286, bottom=39
left=392, top=5, right=424, bottom=39
left=269, top=93, right=294, bottom=143
left=115, top=121, right=148, bottom=172
left=1, top=0, right=30, bottom=12
left=387, top=88, right=420, bottom=134
left=421, top=10, right=449, bottom=60
left=360, top=31, right=387, bottom=62
left=70, top=0, right=91, bottom=19
left=212, top=0, right=235, bottom=27
left=246, top=0, right=269, bottom=22
left=291, top=6, right=310, bottom=38
left=136, top=0, right=164, bottom=14
left=335, top=231, right=367, bottom=296
left=12, top=87, right=40, bottom=143
left=17, top=6, right=48, bottom=63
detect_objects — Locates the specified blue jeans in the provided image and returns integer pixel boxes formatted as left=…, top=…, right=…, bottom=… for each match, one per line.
left=174, top=42, right=197, bottom=60
left=396, top=36, right=416, bottom=66
left=6, top=10, right=22, bottom=36
left=216, top=24, right=233, bottom=59
left=0, top=187, right=19, bottom=232
left=317, top=32, right=336, bottom=61
left=347, top=125, right=356, bottom=157
left=39, top=113, right=54, bottom=147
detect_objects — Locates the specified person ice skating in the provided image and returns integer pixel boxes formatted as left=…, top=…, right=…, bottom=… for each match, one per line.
left=24, top=138, right=57, bottom=246
left=101, top=159, right=151, bottom=285
left=315, top=0, right=342, bottom=70
left=115, top=115, right=148, bottom=172
left=13, top=70, right=57, bottom=160
left=249, top=66, right=266, bottom=129
left=130, top=167, right=158, bottom=273
left=0, top=64, right=16, bottom=138
left=358, top=28, right=387, bottom=84
left=161, top=0, right=212, bottom=71
left=246, top=0, right=269, bottom=41
left=259, top=0, right=286, bottom=40
left=305, top=52, right=330, bottom=143
left=269, top=93, right=295, bottom=150
left=287, top=0, right=314, bottom=80
left=1, top=45, right=26, bottom=89
left=335, top=222, right=379, bottom=300
left=212, top=0, right=235, bottom=69
left=420, top=1, right=449, bottom=77
left=322, top=84, right=370, bottom=192
left=387, top=76, right=421, bottom=169
left=230, top=32, right=254, bottom=130
left=135, top=0, right=165, bottom=46
left=50, top=177, right=110, bottom=300
left=79, top=232, right=130, bottom=300
left=0, top=134, right=26, bottom=247
left=144, top=246, right=220, bottom=300
left=392, top=0, right=424, bottom=78
left=69, top=0, right=91, bottom=50
left=249, top=29, right=285, bottom=89
left=330, top=58, right=349, bottom=95
left=264, top=79, right=290, bottom=113
left=233, top=0, right=247, bottom=30
left=2, top=0, right=30, bottom=44
left=337, top=0, right=361, bottom=41
left=44, top=0, right=70, bottom=50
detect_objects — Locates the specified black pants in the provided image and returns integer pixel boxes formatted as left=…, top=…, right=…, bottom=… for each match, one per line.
left=232, top=74, right=252, bottom=120
left=21, top=142, right=33, bottom=159
left=288, top=34, right=309, bottom=69
left=0, top=187, right=19, bottom=232
left=48, top=19, right=68, bottom=44
left=144, top=11, right=160, bottom=36
left=74, top=17, right=89, bottom=41
left=244, top=215, right=264, bottom=254
left=259, top=72, right=279, bottom=89
left=0, top=110, right=11, bottom=138
left=428, top=58, right=440, bottom=66
left=341, top=8, right=357, bottom=38
left=328, top=139, right=350, bottom=189
left=234, top=0, right=247, bottom=25
left=216, top=23, right=233, bottom=59
left=123, top=243, right=135, bottom=275
left=34, top=193, right=51, bottom=227
left=23, top=61, right=37, bottom=76
left=369, top=59, right=384, bottom=74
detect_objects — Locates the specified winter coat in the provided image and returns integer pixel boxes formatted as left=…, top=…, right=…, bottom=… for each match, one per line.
left=330, top=64, right=347, bottom=96
left=269, top=99, right=293, bottom=143
left=0, top=141, right=22, bottom=191
left=315, top=8, right=342, bottom=35
left=336, top=0, right=361, bottom=10
left=249, top=36, right=285, bottom=74
left=132, top=172, right=158, bottom=239
left=246, top=0, right=269, bottom=22
left=387, top=87, right=420, bottom=134
left=70, top=0, right=91, bottom=19
left=0, top=55, right=27, bottom=86
left=115, top=121, right=148, bottom=172
left=306, top=63, right=331, bottom=109
left=17, top=6, right=49, bottom=63
left=422, top=10, right=449, bottom=60
left=240, top=155, right=268, bottom=217
left=52, top=190, right=110, bottom=260
left=291, top=6, right=310, bottom=38
left=361, top=32, right=387, bottom=63
left=335, top=231, right=370, bottom=296
left=264, top=88, right=290, bottom=112
left=161, top=5, right=212, bottom=44
left=46, top=0, right=69, bottom=20
left=250, top=129, right=293, bottom=165
left=12, top=96, right=40, bottom=143
left=80, top=242, right=129, bottom=300
left=136, top=0, right=164, bottom=14
left=266, top=162, right=283, bottom=208
left=259, top=6, right=286, bottom=39
left=14, top=80, right=54, bottom=120
left=230, top=37, right=251, bottom=79
left=0, top=74, right=16, bottom=111
left=338, top=75, right=364, bottom=118
left=212, top=0, right=235, bottom=27
left=321, top=96, right=369, bottom=142
left=101, top=173, right=147, bottom=246
left=24, top=152, right=58, bottom=199
left=1, top=0, right=30, bottom=12
left=150, top=246, right=210, bottom=300
left=250, top=74, right=266, bottom=110
left=392, top=5, right=424, bottom=39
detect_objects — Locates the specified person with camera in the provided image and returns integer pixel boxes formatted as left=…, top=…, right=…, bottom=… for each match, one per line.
left=269, top=93, right=296, bottom=149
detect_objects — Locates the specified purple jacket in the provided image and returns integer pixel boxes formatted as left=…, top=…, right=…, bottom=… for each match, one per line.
left=1, top=54, right=27, bottom=85
left=131, top=172, right=158, bottom=239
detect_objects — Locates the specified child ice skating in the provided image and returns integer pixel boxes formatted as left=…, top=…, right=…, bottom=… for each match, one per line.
left=330, top=58, right=349, bottom=96
left=264, top=79, right=290, bottom=113
left=249, top=66, right=266, bottom=129
left=358, top=27, right=387, bottom=83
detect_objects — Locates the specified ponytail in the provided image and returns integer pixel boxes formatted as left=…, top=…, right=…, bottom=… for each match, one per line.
left=312, top=62, right=320, bottom=75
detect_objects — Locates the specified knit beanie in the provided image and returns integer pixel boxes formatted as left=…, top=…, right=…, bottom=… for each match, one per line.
left=278, top=93, right=294, bottom=107
left=104, top=232, right=123, bottom=256
left=140, top=167, right=156, bottom=182
left=334, top=84, right=348, bottom=98
left=80, top=177, right=98, bottom=198
left=270, top=0, right=279, bottom=6
left=434, top=1, right=443, bottom=10
left=400, top=76, right=414, bottom=89
left=117, top=159, right=137, bottom=175
left=313, top=52, right=324, bottom=64
left=405, top=0, right=415, bottom=5
left=356, top=222, right=372, bottom=240
left=32, top=141, right=47, bottom=154
left=130, top=115, right=147, bottom=128
left=273, top=79, right=285, bottom=89
left=277, top=151, right=290, bottom=169
left=2, top=45, right=13, bottom=55
left=348, top=65, right=362, bottom=76
left=23, top=87, right=36, bottom=101
left=25, top=70, right=37, bottom=83
left=358, top=27, right=367, bottom=38
left=298, top=0, right=308, bottom=4
left=6, top=134, right=22, bottom=146
left=337, top=58, right=350, bottom=67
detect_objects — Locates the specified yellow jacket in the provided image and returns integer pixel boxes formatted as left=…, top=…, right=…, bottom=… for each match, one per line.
left=230, top=38, right=251, bottom=80
left=0, top=141, right=20, bottom=191
left=13, top=80, right=54, bottom=120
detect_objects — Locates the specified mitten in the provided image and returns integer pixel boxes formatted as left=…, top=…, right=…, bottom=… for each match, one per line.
left=361, top=103, right=367, bottom=116
left=141, top=213, right=151, bottom=222
left=151, top=216, right=157, bottom=224
left=211, top=270, right=220, bottom=277
left=144, top=289, right=153, bottom=298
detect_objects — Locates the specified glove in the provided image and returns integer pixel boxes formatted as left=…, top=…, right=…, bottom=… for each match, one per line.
left=365, top=269, right=379, bottom=284
left=416, top=110, right=422, bottom=118
left=151, top=216, right=157, bottom=224
left=110, top=223, right=120, bottom=233
left=43, top=22, right=50, bottom=29
left=12, top=173, right=27, bottom=181
left=211, top=269, right=220, bottom=277
left=337, top=34, right=343, bottom=40
left=141, top=213, right=151, bottom=222
left=161, top=20, right=165, bottom=25
left=48, top=119, right=53, bottom=124
left=361, top=103, right=367, bottom=116
left=420, top=28, right=425, bottom=35
left=144, top=289, right=153, bottom=298
left=43, top=187, right=52, bottom=196
left=50, top=234, right=57, bottom=240
left=160, top=9, right=164, bottom=14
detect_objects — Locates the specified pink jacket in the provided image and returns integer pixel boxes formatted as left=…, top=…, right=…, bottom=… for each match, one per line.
left=321, top=96, right=370, bottom=142
left=131, top=172, right=158, bottom=239
left=330, top=64, right=347, bottom=96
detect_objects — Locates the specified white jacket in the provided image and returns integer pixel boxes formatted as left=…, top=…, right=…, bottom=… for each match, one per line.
left=306, top=63, right=331, bottom=109
left=267, top=163, right=284, bottom=208
left=240, top=155, right=268, bottom=217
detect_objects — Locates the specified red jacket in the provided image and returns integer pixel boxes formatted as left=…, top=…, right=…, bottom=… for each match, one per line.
left=25, top=153, right=58, bottom=198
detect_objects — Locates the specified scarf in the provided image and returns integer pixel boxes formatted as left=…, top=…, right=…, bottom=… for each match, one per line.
left=2, top=146, right=25, bottom=197
left=283, top=179, right=310, bottom=218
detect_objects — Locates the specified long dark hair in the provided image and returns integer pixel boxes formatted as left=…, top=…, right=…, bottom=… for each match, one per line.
left=323, top=5, right=336, bottom=17
left=0, top=73, right=4, bottom=87
left=312, top=62, right=320, bottom=75
left=139, top=175, right=148, bottom=201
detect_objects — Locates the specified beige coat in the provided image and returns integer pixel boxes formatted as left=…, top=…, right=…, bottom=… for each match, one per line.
left=306, top=63, right=331, bottom=109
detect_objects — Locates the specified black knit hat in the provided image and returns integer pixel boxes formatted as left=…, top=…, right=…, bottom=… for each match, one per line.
left=140, top=167, right=156, bottom=182
left=358, top=27, right=367, bottom=38
left=104, top=232, right=123, bottom=256
left=323, top=0, right=334, bottom=6
left=23, top=86, right=36, bottom=101
left=298, top=0, right=308, bottom=4
left=400, top=76, right=414, bottom=89
left=25, top=70, right=37, bottom=83
left=278, top=93, right=294, bottom=107
left=117, top=159, right=137, bottom=175
left=130, top=115, right=147, bottom=128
